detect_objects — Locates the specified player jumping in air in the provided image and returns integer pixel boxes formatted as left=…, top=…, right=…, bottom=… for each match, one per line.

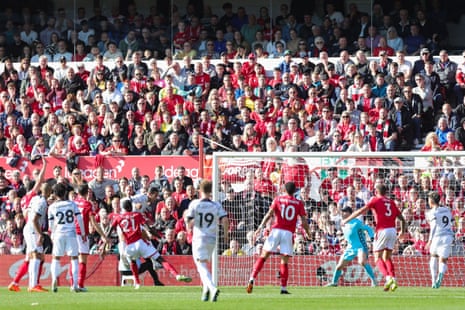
left=426, top=191, right=454, bottom=288
left=247, top=181, right=311, bottom=294
left=343, top=184, right=406, bottom=292
left=326, top=206, right=377, bottom=287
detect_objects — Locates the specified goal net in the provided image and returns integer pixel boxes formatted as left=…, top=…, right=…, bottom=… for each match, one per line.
left=211, top=151, right=465, bottom=287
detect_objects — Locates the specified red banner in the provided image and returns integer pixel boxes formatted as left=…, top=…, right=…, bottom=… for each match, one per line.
left=0, top=156, right=200, bottom=183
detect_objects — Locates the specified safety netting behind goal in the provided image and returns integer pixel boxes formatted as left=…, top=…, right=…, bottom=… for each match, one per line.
left=211, top=151, right=465, bottom=287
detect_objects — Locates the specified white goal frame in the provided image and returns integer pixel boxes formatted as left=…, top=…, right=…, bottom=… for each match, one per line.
left=211, top=150, right=465, bottom=286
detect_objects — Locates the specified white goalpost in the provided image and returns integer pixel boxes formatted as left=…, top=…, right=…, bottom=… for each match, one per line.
left=211, top=151, right=465, bottom=287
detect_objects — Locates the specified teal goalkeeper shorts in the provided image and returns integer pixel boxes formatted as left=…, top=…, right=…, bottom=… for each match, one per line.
left=342, top=248, right=367, bottom=261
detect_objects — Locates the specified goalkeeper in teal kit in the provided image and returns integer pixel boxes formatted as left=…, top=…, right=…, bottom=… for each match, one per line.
left=326, top=206, right=377, bottom=287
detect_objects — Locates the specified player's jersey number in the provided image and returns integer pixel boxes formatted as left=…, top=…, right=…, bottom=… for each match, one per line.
left=442, top=215, right=450, bottom=228
left=56, top=210, right=75, bottom=225
left=280, top=204, right=296, bottom=221
left=120, top=218, right=136, bottom=233
left=198, top=212, right=214, bottom=228
left=384, top=202, right=392, bottom=217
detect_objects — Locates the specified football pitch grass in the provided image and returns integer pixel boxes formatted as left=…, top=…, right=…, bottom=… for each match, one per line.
left=3, top=286, right=464, bottom=310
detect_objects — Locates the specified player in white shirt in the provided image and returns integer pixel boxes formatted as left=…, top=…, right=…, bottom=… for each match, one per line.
left=48, top=183, right=86, bottom=293
left=186, top=180, right=229, bottom=302
left=24, top=183, right=52, bottom=292
left=426, top=191, right=455, bottom=288
left=8, top=157, right=47, bottom=293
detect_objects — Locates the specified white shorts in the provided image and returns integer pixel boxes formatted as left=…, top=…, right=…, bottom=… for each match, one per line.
left=24, top=232, right=44, bottom=254
left=52, top=235, right=79, bottom=257
left=125, top=239, right=160, bottom=261
left=263, top=228, right=293, bottom=256
left=373, top=228, right=397, bottom=252
left=77, top=235, right=90, bottom=254
left=430, top=235, right=454, bottom=258
left=192, top=236, right=216, bottom=261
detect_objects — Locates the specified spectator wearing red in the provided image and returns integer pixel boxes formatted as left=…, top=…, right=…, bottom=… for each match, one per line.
left=218, top=73, right=234, bottom=103
left=343, top=167, right=367, bottom=189
left=364, top=123, right=385, bottom=152
left=348, top=74, right=364, bottom=103
left=442, top=131, right=464, bottom=150
left=268, top=67, right=283, bottom=89
left=356, top=84, right=375, bottom=113
left=160, top=86, right=184, bottom=116
left=229, top=62, right=242, bottom=88
left=368, top=97, right=385, bottom=124
left=373, top=39, right=395, bottom=57
left=25, top=74, right=47, bottom=105
left=421, top=132, right=441, bottom=151
left=68, top=135, right=90, bottom=156
left=171, top=178, right=187, bottom=207
left=313, top=107, right=337, bottom=140
left=46, top=78, right=66, bottom=112
left=242, top=123, right=261, bottom=152
left=241, top=53, right=257, bottom=81
left=253, top=168, right=274, bottom=196
left=283, top=86, right=303, bottom=110
left=328, top=130, right=349, bottom=152
left=173, top=21, right=189, bottom=51
left=304, top=87, right=321, bottom=116
left=376, top=108, right=398, bottom=151
left=279, top=117, right=305, bottom=149
left=336, top=111, right=356, bottom=142
left=247, top=63, right=266, bottom=89
left=75, top=63, right=90, bottom=83
left=279, top=147, right=310, bottom=189
left=129, top=69, right=147, bottom=93
left=194, top=62, right=211, bottom=99
left=11, top=134, right=32, bottom=158
left=101, top=136, right=128, bottom=156
left=186, top=16, right=201, bottom=43
left=198, top=110, right=216, bottom=137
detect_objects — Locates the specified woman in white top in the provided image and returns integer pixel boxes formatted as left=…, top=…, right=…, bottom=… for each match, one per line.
left=346, top=130, right=369, bottom=152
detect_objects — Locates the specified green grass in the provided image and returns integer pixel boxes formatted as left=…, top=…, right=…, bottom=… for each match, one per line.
left=3, top=286, right=464, bottom=310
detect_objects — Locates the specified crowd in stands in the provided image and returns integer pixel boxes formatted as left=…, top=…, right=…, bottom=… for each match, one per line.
left=1, top=2, right=465, bottom=257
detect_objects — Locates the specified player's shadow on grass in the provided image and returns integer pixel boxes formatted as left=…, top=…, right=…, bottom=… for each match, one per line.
left=316, top=266, right=328, bottom=286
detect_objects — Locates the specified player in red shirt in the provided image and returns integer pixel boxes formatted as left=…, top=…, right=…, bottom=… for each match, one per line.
left=246, top=182, right=311, bottom=294
left=343, top=184, right=406, bottom=292
left=72, top=184, right=109, bottom=291
left=106, top=199, right=192, bottom=288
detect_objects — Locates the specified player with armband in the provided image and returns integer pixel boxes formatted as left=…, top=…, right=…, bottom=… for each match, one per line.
left=426, top=191, right=455, bottom=288
left=246, top=181, right=311, bottom=295
left=326, top=206, right=377, bottom=287
left=106, top=198, right=191, bottom=289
